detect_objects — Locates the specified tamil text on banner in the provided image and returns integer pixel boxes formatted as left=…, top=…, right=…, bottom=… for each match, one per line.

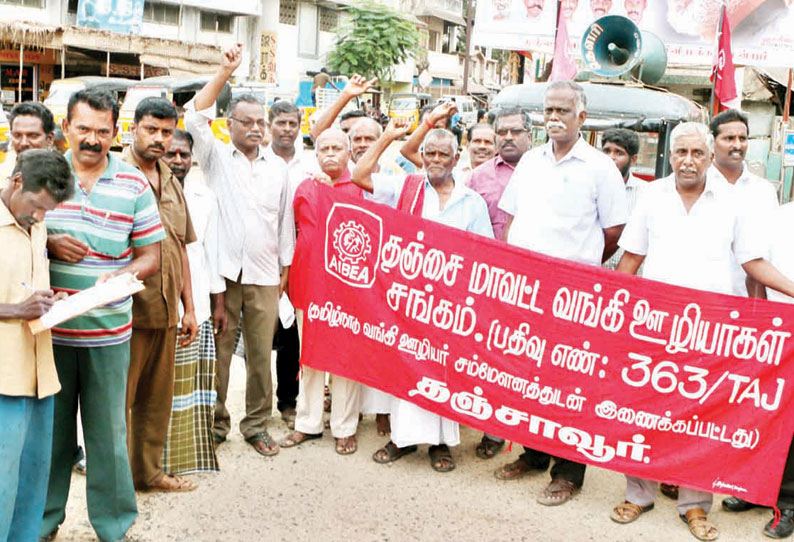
left=472, top=0, right=794, bottom=68
left=292, top=184, right=794, bottom=506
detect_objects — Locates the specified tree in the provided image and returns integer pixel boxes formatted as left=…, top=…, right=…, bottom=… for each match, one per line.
left=327, top=1, right=420, bottom=83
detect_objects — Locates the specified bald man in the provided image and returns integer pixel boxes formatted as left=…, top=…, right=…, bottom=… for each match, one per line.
left=280, top=129, right=363, bottom=455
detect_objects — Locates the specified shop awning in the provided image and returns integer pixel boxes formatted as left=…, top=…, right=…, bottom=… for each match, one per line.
left=417, top=8, right=466, bottom=26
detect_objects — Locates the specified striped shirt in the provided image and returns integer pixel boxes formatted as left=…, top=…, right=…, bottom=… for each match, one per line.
left=45, top=151, right=166, bottom=347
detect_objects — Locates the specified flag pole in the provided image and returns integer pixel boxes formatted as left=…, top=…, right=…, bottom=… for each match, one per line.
left=708, top=4, right=725, bottom=119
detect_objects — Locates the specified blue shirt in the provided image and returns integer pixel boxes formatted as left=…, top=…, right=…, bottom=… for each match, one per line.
left=372, top=174, right=494, bottom=238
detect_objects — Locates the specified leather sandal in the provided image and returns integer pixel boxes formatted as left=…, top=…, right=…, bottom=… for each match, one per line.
left=493, top=458, right=538, bottom=480
left=246, top=431, right=280, bottom=456
left=537, top=478, right=579, bottom=506
left=335, top=435, right=358, bottom=455
left=610, top=501, right=654, bottom=524
left=372, top=441, right=417, bottom=464
left=680, top=507, right=719, bottom=541
left=475, top=435, right=504, bottom=459
left=661, top=483, right=679, bottom=500
left=278, top=431, right=322, bottom=448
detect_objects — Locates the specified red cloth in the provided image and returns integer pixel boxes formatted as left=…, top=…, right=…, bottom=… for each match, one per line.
left=293, top=185, right=794, bottom=507
left=711, top=5, right=739, bottom=109
left=549, top=10, right=577, bottom=82
left=290, top=168, right=362, bottom=309
left=396, top=174, right=426, bottom=216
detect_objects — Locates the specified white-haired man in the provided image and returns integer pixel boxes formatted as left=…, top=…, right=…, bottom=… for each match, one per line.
left=495, top=80, right=628, bottom=506
left=350, top=121, right=493, bottom=473
left=612, top=121, right=794, bottom=541
left=280, top=128, right=363, bottom=455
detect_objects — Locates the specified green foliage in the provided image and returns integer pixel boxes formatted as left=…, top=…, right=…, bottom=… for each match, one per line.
left=328, top=1, right=420, bottom=83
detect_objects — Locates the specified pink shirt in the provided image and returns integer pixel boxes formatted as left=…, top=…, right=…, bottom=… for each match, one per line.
left=467, top=156, right=516, bottom=241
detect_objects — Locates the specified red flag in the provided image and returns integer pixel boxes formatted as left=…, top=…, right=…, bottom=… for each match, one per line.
left=549, top=9, right=577, bottom=82
left=711, top=5, right=740, bottom=109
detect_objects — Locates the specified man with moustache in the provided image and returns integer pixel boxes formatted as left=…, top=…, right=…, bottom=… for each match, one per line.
left=706, top=109, right=778, bottom=297
left=623, top=0, right=647, bottom=23
left=0, top=102, right=56, bottom=182
left=161, top=129, right=224, bottom=474
left=121, top=97, right=198, bottom=492
left=41, top=89, right=164, bottom=542
left=496, top=81, right=627, bottom=505
left=350, top=121, right=493, bottom=472
left=612, top=121, right=794, bottom=541
left=590, top=0, right=613, bottom=17
left=464, top=123, right=497, bottom=176
left=523, top=0, right=545, bottom=19
left=280, top=128, right=363, bottom=455
left=185, top=44, right=294, bottom=457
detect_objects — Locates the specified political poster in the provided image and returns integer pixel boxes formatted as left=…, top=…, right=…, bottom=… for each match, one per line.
left=77, top=0, right=146, bottom=35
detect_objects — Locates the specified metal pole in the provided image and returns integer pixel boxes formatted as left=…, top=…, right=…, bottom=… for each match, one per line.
left=708, top=5, right=725, bottom=118
left=61, top=46, right=66, bottom=79
left=140, top=61, right=145, bottom=80
left=782, top=69, right=793, bottom=202
left=462, top=0, right=474, bottom=94
left=18, top=43, right=23, bottom=103
left=106, top=51, right=110, bottom=77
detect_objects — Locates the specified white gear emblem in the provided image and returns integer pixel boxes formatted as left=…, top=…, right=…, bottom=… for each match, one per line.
left=332, top=220, right=371, bottom=265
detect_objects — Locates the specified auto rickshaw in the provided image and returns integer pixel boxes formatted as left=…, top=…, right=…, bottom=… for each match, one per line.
left=388, top=93, right=432, bottom=134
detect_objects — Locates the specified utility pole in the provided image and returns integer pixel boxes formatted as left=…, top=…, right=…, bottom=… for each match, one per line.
left=462, top=0, right=474, bottom=94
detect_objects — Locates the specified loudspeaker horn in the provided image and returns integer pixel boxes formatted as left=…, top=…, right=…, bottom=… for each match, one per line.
left=581, top=15, right=642, bottom=77
left=631, top=30, right=668, bottom=85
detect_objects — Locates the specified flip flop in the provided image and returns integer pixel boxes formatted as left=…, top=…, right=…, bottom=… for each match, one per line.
left=610, top=501, right=654, bottom=524
left=279, top=431, right=322, bottom=448
left=475, top=435, right=504, bottom=459
left=372, top=441, right=418, bottom=464
left=429, top=444, right=455, bottom=473
left=144, top=474, right=197, bottom=493
left=335, top=436, right=358, bottom=455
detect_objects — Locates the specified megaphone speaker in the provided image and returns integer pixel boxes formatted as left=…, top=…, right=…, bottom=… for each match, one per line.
left=581, top=15, right=642, bottom=77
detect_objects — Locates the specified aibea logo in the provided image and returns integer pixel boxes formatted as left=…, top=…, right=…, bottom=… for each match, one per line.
left=325, top=203, right=382, bottom=288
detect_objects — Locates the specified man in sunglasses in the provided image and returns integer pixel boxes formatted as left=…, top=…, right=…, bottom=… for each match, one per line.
left=185, top=44, right=294, bottom=458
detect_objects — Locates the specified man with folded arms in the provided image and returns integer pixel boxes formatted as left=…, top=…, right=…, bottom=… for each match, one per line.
left=613, top=122, right=794, bottom=541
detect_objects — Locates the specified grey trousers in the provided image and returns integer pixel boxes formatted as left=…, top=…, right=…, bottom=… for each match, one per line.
left=625, top=475, right=712, bottom=515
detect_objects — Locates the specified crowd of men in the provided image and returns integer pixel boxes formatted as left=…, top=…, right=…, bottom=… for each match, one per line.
left=3, top=41, right=794, bottom=542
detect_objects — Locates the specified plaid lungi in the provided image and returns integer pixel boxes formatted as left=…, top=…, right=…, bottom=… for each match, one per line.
left=163, top=319, right=219, bottom=474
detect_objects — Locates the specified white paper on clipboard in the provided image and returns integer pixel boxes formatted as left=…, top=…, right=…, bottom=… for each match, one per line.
left=279, top=293, right=295, bottom=328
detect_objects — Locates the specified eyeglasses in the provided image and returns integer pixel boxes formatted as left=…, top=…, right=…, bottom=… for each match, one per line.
left=229, top=117, right=266, bottom=129
left=495, top=127, right=528, bottom=137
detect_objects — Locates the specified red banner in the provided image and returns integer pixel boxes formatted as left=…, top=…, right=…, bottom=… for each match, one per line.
left=292, top=184, right=794, bottom=506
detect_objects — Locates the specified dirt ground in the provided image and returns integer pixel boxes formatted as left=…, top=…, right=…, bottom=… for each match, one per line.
left=48, top=353, right=774, bottom=542
left=54, top=145, right=774, bottom=541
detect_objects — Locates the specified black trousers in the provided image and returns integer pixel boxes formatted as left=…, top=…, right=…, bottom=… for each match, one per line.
left=778, top=437, right=794, bottom=509
left=273, top=320, right=300, bottom=412
left=519, top=447, right=587, bottom=487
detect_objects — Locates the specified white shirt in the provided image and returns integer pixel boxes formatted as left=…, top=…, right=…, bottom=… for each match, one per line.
left=604, top=172, right=645, bottom=271
left=706, top=164, right=778, bottom=296
left=767, top=203, right=794, bottom=304
left=264, top=144, right=319, bottom=203
left=619, top=175, right=763, bottom=295
left=498, top=137, right=628, bottom=266
left=181, top=172, right=225, bottom=324
left=184, top=100, right=295, bottom=286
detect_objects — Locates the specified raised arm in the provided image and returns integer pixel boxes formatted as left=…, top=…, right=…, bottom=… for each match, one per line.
left=351, top=118, right=411, bottom=193
left=400, top=102, right=457, bottom=168
left=194, top=44, right=242, bottom=112
left=310, top=74, right=377, bottom=141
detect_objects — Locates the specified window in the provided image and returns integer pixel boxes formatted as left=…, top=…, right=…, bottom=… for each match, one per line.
left=297, top=3, right=318, bottom=58
left=67, top=0, right=78, bottom=13
left=319, top=6, right=338, bottom=32
left=200, top=11, right=234, bottom=33
left=279, top=0, right=297, bottom=25
left=0, top=0, right=44, bottom=6
left=428, top=30, right=440, bottom=52
left=143, top=2, right=180, bottom=25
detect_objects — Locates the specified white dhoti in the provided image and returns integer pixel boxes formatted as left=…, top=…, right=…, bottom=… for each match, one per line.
left=390, top=398, right=459, bottom=448
left=360, top=386, right=392, bottom=414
